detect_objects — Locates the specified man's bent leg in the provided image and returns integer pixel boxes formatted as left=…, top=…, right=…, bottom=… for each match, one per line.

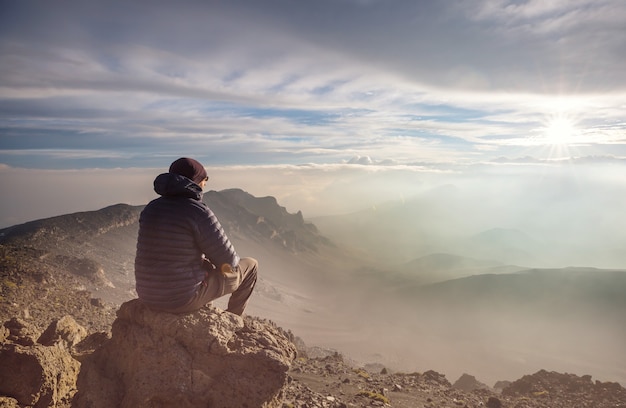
left=171, top=257, right=258, bottom=315
left=226, top=257, right=258, bottom=316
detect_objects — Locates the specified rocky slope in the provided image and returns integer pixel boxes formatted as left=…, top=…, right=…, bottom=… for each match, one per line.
left=287, top=353, right=626, bottom=408
left=0, top=243, right=117, bottom=333
left=3, top=306, right=626, bottom=408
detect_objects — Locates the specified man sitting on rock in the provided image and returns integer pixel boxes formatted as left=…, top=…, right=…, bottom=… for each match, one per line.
left=134, top=157, right=257, bottom=316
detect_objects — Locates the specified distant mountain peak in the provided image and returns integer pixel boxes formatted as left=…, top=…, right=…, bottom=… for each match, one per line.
left=205, top=189, right=325, bottom=253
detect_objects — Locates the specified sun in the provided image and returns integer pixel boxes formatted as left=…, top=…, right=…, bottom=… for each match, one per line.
left=542, top=115, right=579, bottom=146
left=532, top=112, right=585, bottom=159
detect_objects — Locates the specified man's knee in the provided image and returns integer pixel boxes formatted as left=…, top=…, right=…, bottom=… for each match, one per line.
left=240, top=257, right=258, bottom=272
left=238, top=257, right=258, bottom=282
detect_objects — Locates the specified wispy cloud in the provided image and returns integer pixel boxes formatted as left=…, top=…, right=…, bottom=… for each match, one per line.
left=0, top=0, right=625, bottom=170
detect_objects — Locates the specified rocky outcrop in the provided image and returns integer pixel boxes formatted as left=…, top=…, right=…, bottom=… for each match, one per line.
left=1, top=301, right=298, bottom=408
left=0, top=316, right=85, bottom=407
left=502, top=369, right=626, bottom=407
left=37, top=315, right=88, bottom=349
left=74, top=299, right=297, bottom=408
left=452, top=373, right=491, bottom=391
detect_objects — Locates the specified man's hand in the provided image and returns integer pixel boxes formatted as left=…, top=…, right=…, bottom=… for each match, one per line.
left=220, top=263, right=233, bottom=275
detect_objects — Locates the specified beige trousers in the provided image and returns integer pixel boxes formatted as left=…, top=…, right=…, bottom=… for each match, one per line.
left=171, top=257, right=258, bottom=316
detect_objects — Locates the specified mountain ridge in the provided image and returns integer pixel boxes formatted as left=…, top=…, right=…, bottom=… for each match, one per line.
left=0, top=203, right=141, bottom=247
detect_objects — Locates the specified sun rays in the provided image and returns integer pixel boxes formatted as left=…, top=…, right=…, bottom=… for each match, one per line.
left=512, top=111, right=586, bottom=160
left=543, top=115, right=579, bottom=146
left=539, top=113, right=581, bottom=158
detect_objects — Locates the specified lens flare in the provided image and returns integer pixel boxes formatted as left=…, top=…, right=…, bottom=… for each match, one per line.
left=543, top=115, right=579, bottom=146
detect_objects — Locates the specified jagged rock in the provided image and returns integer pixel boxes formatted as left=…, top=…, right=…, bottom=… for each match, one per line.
left=74, top=299, right=297, bottom=408
left=486, top=396, right=502, bottom=408
left=364, top=362, right=386, bottom=373
left=71, top=331, right=110, bottom=362
left=2, top=317, right=40, bottom=346
left=0, top=324, right=9, bottom=343
left=493, top=380, right=511, bottom=392
left=0, top=396, right=20, bottom=407
left=37, top=315, right=87, bottom=349
left=452, top=373, right=490, bottom=391
left=0, top=333, right=81, bottom=407
left=422, top=370, right=452, bottom=387
left=89, top=297, right=105, bottom=308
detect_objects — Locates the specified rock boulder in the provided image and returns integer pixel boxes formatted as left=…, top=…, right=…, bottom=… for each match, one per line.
left=0, top=316, right=83, bottom=407
left=74, top=299, right=297, bottom=408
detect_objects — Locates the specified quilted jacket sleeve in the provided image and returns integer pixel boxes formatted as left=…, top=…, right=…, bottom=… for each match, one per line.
left=193, top=202, right=240, bottom=268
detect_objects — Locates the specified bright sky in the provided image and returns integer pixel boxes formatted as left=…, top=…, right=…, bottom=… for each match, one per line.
left=1, top=0, right=626, bottom=229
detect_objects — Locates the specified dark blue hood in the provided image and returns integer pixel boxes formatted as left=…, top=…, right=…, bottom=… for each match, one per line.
left=153, top=173, right=203, bottom=200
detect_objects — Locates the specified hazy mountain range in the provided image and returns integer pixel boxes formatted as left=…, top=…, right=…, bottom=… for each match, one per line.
left=1, top=188, right=625, bottom=386
left=312, top=182, right=626, bottom=269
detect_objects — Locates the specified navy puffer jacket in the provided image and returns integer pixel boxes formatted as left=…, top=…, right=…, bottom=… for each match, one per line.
left=134, top=173, right=240, bottom=311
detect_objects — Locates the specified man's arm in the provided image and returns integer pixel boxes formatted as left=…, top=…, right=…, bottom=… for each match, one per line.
left=193, top=205, right=240, bottom=270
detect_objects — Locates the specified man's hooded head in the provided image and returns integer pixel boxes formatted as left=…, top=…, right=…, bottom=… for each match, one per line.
left=169, top=157, right=208, bottom=184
